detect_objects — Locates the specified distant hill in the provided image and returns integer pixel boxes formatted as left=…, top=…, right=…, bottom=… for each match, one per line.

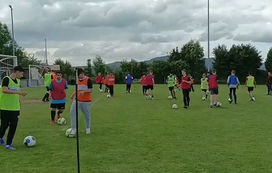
left=107, top=56, right=266, bottom=71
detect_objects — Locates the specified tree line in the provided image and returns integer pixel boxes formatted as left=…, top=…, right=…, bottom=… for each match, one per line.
left=1, top=21, right=272, bottom=84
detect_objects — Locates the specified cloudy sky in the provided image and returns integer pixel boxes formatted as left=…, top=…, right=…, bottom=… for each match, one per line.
left=0, top=0, right=271, bottom=65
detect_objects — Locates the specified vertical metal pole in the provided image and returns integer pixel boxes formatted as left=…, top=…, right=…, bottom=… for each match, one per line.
left=45, top=38, right=48, bottom=65
left=208, top=0, right=210, bottom=60
left=9, top=5, right=15, bottom=56
left=75, top=68, right=80, bottom=173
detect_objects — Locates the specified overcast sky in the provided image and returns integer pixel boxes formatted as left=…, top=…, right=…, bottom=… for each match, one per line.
left=0, top=0, right=271, bottom=65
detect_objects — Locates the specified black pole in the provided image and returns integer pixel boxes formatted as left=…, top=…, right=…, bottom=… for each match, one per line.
left=208, top=0, right=210, bottom=60
left=75, top=68, right=80, bottom=173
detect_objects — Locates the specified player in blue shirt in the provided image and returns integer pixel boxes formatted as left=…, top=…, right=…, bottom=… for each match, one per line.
left=125, top=74, right=134, bottom=93
left=227, top=70, right=240, bottom=104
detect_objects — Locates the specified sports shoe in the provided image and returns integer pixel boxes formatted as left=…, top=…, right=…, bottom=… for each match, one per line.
left=57, top=114, right=62, bottom=119
left=0, top=138, right=5, bottom=145
left=252, top=97, right=256, bottom=101
left=51, top=120, right=55, bottom=124
left=5, top=145, right=16, bottom=150
left=86, top=128, right=91, bottom=135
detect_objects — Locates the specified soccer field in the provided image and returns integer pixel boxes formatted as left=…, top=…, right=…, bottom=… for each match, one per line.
left=1, top=84, right=272, bottom=173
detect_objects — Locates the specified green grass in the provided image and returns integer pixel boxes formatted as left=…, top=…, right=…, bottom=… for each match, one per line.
left=1, top=84, right=272, bottom=173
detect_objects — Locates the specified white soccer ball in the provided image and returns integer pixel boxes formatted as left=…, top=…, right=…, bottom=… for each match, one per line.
left=107, top=94, right=111, bottom=98
left=57, top=117, right=67, bottom=125
left=202, top=97, right=206, bottom=100
left=168, top=96, right=173, bottom=99
left=65, top=128, right=76, bottom=138
left=172, top=104, right=178, bottom=109
left=24, top=136, right=36, bottom=147
left=216, top=102, right=222, bottom=107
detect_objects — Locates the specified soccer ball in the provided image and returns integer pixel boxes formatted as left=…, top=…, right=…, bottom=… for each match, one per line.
left=216, top=102, right=222, bottom=107
left=107, top=94, right=111, bottom=98
left=202, top=97, right=206, bottom=101
left=168, top=96, right=173, bottom=99
left=57, top=117, right=66, bottom=125
left=66, top=128, right=76, bottom=138
left=24, top=136, right=36, bottom=147
left=172, top=104, right=178, bottom=109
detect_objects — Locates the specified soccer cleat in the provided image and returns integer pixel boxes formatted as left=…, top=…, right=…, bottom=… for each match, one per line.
left=51, top=120, right=55, bottom=124
left=252, top=97, right=256, bottom=101
left=0, top=138, right=5, bottom=145
left=5, top=145, right=16, bottom=150
left=57, top=114, right=62, bottom=119
left=86, top=128, right=91, bottom=135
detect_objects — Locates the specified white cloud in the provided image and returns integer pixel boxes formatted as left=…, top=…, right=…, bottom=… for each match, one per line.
left=0, top=0, right=271, bottom=65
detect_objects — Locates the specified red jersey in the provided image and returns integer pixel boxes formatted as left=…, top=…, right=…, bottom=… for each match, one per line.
left=145, top=74, right=154, bottom=86
left=209, top=74, right=218, bottom=89
left=181, top=75, right=191, bottom=90
left=96, top=75, right=103, bottom=84
left=108, top=75, right=115, bottom=86
left=51, top=79, right=67, bottom=100
left=140, top=75, right=147, bottom=86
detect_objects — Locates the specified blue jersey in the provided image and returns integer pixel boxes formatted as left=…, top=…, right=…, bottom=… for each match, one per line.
left=227, top=75, right=240, bottom=88
left=126, top=75, right=134, bottom=84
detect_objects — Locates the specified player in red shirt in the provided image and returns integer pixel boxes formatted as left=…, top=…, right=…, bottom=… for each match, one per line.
left=107, top=73, right=115, bottom=97
left=140, top=74, right=147, bottom=95
left=181, top=69, right=191, bottom=108
left=104, top=73, right=109, bottom=93
left=208, top=70, right=221, bottom=108
left=145, top=71, right=154, bottom=99
left=96, top=72, right=103, bottom=92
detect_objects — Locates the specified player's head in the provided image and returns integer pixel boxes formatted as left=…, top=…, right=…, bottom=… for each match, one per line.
left=55, top=71, right=62, bottom=80
left=98, top=72, right=101, bottom=75
left=268, top=72, right=271, bottom=75
left=231, top=70, right=235, bottom=75
left=149, top=71, right=153, bottom=75
left=13, top=66, right=24, bottom=79
left=202, top=73, right=206, bottom=78
left=77, top=68, right=85, bottom=79
left=212, top=70, right=216, bottom=75
left=182, top=69, right=186, bottom=76
left=248, top=72, right=252, bottom=76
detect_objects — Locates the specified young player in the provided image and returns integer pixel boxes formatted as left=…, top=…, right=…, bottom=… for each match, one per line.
left=227, top=70, right=240, bottom=104
left=48, top=71, right=68, bottom=124
left=140, top=74, right=147, bottom=95
left=42, top=68, right=52, bottom=102
left=245, top=72, right=256, bottom=101
left=266, top=72, right=272, bottom=96
left=181, top=70, right=191, bottom=108
left=125, top=73, right=134, bottom=93
left=70, top=68, right=92, bottom=135
left=145, top=71, right=154, bottom=99
left=96, top=72, right=103, bottom=92
left=167, top=73, right=176, bottom=99
left=209, top=70, right=221, bottom=108
left=200, top=73, right=209, bottom=100
left=103, top=74, right=109, bottom=93
left=0, top=66, right=27, bottom=150
left=107, top=73, right=115, bottom=97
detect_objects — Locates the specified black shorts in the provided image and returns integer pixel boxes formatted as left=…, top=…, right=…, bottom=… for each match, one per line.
left=210, top=88, right=218, bottom=95
left=248, top=87, right=254, bottom=92
left=169, top=87, right=174, bottom=91
left=146, top=85, right=154, bottom=90
left=201, top=89, right=207, bottom=92
left=50, top=103, right=65, bottom=109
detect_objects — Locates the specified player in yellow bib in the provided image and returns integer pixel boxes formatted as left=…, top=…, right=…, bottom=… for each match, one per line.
left=0, top=66, right=27, bottom=150
left=42, top=68, right=52, bottom=102
left=200, top=73, right=209, bottom=100
left=245, top=72, right=256, bottom=101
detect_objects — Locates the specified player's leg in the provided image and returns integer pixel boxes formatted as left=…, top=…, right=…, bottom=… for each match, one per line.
left=233, top=88, right=237, bottom=104
left=70, top=101, right=77, bottom=133
left=50, top=104, right=57, bottom=124
left=229, top=88, right=233, bottom=103
left=0, top=111, right=9, bottom=145
left=80, top=102, right=91, bottom=134
left=6, top=112, right=19, bottom=147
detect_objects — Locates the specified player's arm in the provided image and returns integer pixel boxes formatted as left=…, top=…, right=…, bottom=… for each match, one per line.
left=254, top=78, right=257, bottom=88
left=1, top=78, right=26, bottom=96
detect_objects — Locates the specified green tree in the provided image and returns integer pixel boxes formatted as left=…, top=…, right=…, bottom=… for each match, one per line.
left=151, top=61, right=170, bottom=83
left=93, top=56, right=106, bottom=75
left=213, top=45, right=230, bottom=78
left=180, top=40, right=205, bottom=78
left=265, top=48, right=272, bottom=72
left=54, top=58, right=73, bottom=81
